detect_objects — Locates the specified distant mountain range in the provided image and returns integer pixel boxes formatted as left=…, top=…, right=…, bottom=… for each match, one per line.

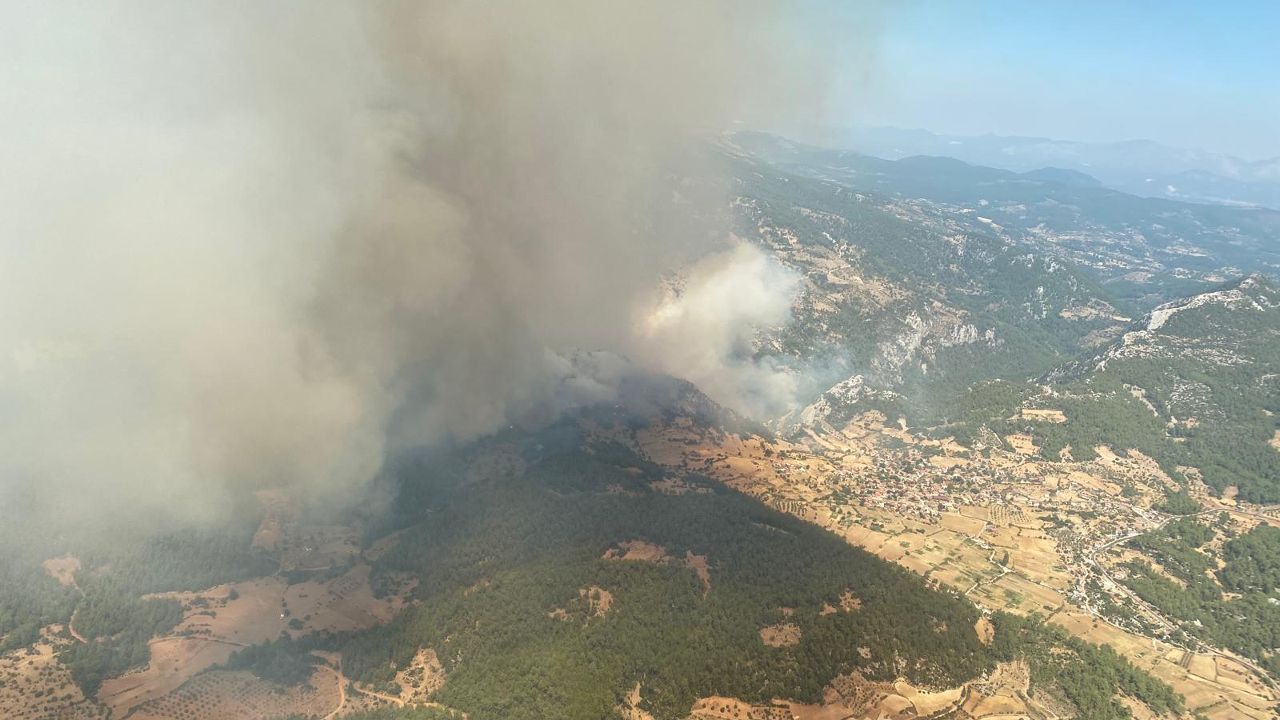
left=837, top=126, right=1280, bottom=210
left=727, top=131, right=1280, bottom=306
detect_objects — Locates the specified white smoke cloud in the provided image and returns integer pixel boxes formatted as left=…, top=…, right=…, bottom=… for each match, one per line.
left=638, top=243, right=802, bottom=418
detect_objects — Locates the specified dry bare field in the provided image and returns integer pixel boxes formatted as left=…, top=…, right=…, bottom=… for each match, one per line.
left=758, top=623, right=801, bottom=647
left=128, top=667, right=342, bottom=720
left=41, top=555, right=81, bottom=588
left=685, top=660, right=1040, bottom=720
left=100, top=562, right=413, bottom=716
left=603, top=540, right=713, bottom=593
left=0, top=630, right=104, bottom=720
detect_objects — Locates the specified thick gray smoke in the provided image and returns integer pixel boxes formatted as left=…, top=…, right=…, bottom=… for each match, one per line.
left=0, top=2, right=874, bottom=527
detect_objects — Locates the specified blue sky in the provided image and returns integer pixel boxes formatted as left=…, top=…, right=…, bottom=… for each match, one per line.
left=847, top=1, right=1280, bottom=159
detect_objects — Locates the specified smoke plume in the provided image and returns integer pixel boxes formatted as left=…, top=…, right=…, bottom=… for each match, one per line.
left=0, top=2, right=874, bottom=528
left=639, top=243, right=801, bottom=419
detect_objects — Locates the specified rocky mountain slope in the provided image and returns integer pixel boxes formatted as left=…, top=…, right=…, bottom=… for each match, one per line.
left=722, top=143, right=1127, bottom=425
left=722, top=136, right=1279, bottom=503
left=1032, top=275, right=1280, bottom=502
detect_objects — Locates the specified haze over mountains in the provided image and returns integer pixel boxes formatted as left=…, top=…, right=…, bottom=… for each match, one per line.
left=840, top=126, right=1280, bottom=210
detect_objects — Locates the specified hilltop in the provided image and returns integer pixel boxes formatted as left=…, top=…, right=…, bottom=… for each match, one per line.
left=840, top=126, right=1280, bottom=210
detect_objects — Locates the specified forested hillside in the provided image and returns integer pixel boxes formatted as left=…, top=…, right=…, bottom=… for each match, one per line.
left=317, top=418, right=1179, bottom=720
left=934, top=276, right=1280, bottom=502
left=335, top=427, right=992, bottom=718
left=1121, top=517, right=1280, bottom=676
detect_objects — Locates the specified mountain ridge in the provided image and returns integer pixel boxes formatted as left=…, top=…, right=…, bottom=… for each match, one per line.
left=838, top=126, right=1280, bottom=210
